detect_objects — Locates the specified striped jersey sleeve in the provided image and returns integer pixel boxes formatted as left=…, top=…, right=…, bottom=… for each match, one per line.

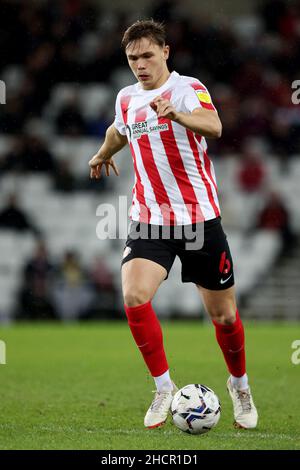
left=113, top=90, right=127, bottom=135
left=183, top=82, right=217, bottom=112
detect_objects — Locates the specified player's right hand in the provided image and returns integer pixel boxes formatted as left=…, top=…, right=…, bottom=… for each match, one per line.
left=89, top=154, right=119, bottom=179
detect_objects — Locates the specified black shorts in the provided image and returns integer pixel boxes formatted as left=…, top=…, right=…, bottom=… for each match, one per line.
left=121, top=217, right=235, bottom=290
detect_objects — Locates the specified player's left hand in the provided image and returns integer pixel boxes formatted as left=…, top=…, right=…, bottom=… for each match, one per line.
left=89, top=154, right=119, bottom=179
left=150, top=96, right=178, bottom=121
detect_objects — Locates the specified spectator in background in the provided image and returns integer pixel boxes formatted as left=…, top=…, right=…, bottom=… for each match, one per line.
left=85, top=36, right=124, bottom=83
left=90, top=255, right=115, bottom=292
left=269, top=113, right=296, bottom=164
left=236, top=142, right=268, bottom=231
left=257, top=191, right=296, bottom=253
left=0, top=193, right=41, bottom=236
left=260, top=0, right=287, bottom=33
left=238, top=142, right=266, bottom=193
left=53, top=160, right=76, bottom=192
left=24, top=135, right=56, bottom=173
left=86, top=255, right=119, bottom=319
left=16, top=240, right=57, bottom=320
left=55, top=41, right=83, bottom=83
left=0, top=137, right=28, bottom=173
left=0, top=95, right=27, bottom=134
left=0, top=135, right=56, bottom=174
left=151, top=0, right=176, bottom=22
left=52, top=250, right=93, bottom=321
left=238, top=96, right=271, bottom=142
left=25, top=42, right=57, bottom=114
left=53, top=158, right=107, bottom=193
left=213, top=85, right=241, bottom=154
left=86, top=108, right=110, bottom=138
left=55, top=93, right=87, bottom=136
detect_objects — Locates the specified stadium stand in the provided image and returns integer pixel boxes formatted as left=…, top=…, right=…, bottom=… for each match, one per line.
left=0, top=0, right=299, bottom=321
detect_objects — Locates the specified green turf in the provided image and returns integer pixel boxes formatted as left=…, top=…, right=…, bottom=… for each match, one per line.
left=0, top=321, right=299, bottom=450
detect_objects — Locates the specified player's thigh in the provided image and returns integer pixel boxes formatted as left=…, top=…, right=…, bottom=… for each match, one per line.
left=197, top=285, right=237, bottom=324
left=122, top=258, right=167, bottom=306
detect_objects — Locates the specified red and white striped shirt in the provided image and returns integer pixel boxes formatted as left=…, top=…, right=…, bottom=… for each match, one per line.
left=114, top=71, right=220, bottom=225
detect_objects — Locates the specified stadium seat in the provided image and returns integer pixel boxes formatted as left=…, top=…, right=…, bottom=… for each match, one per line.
left=0, top=135, right=14, bottom=156
left=45, top=83, right=81, bottom=119
left=79, top=84, right=112, bottom=119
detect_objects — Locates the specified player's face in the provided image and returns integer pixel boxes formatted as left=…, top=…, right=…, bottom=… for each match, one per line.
left=126, top=37, right=170, bottom=90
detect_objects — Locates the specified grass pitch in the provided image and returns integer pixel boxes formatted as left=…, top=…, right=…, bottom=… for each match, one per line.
left=0, top=321, right=299, bottom=450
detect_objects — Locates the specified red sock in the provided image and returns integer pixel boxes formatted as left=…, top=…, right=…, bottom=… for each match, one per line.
left=212, top=310, right=246, bottom=377
left=124, top=301, right=169, bottom=377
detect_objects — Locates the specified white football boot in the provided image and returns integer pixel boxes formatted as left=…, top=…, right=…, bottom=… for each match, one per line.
left=144, top=382, right=178, bottom=429
left=227, top=377, right=258, bottom=429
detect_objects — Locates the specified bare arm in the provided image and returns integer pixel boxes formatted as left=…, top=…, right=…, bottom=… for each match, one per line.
left=89, top=124, right=128, bottom=179
left=150, top=97, right=222, bottom=139
left=174, top=108, right=222, bottom=138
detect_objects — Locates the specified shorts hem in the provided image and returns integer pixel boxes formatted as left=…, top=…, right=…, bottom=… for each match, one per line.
left=121, top=254, right=171, bottom=280
left=182, top=278, right=235, bottom=290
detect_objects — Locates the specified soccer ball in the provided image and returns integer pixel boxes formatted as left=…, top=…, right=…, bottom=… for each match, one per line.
left=171, top=384, right=221, bottom=434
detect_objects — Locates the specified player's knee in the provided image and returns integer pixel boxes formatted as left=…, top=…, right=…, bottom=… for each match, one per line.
left=124, top=287, right=151, bottom=307
left=210, top=307, right=236, bottom=325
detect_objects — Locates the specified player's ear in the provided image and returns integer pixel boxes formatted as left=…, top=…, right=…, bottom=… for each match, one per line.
left=163, top=45, right=170, bottom=60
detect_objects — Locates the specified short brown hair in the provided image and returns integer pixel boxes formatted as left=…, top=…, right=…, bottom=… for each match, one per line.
left=121, top=19, right=166, bottom=50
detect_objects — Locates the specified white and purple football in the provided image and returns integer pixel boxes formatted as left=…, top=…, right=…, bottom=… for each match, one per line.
left=171, top=384, right=221, bottom=434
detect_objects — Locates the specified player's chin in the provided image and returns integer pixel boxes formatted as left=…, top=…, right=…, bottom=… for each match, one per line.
left=138, top=76, right=152, bottom=86
left=139, top=77, right=151, bottom=86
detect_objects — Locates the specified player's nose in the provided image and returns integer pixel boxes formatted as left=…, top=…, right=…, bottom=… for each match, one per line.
left=137, top=61, right=146, bottom=69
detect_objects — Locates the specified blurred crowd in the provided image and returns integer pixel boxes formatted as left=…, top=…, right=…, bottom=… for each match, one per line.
left=0, top=134, right=107, bottom=192
left=0, top=0, right=299, bottom=319
left=16, top=239, right=118, bottom=321
left=0, top=0, right=299, bottom=156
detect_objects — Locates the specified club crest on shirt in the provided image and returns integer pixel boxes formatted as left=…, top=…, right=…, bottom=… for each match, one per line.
left=196, top=90, right=211, bottom=104
left=128, top=120, right=169, bottom=140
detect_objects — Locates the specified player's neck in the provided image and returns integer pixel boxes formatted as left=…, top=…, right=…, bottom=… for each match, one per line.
left=142, top=69, right=171, bottom=91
